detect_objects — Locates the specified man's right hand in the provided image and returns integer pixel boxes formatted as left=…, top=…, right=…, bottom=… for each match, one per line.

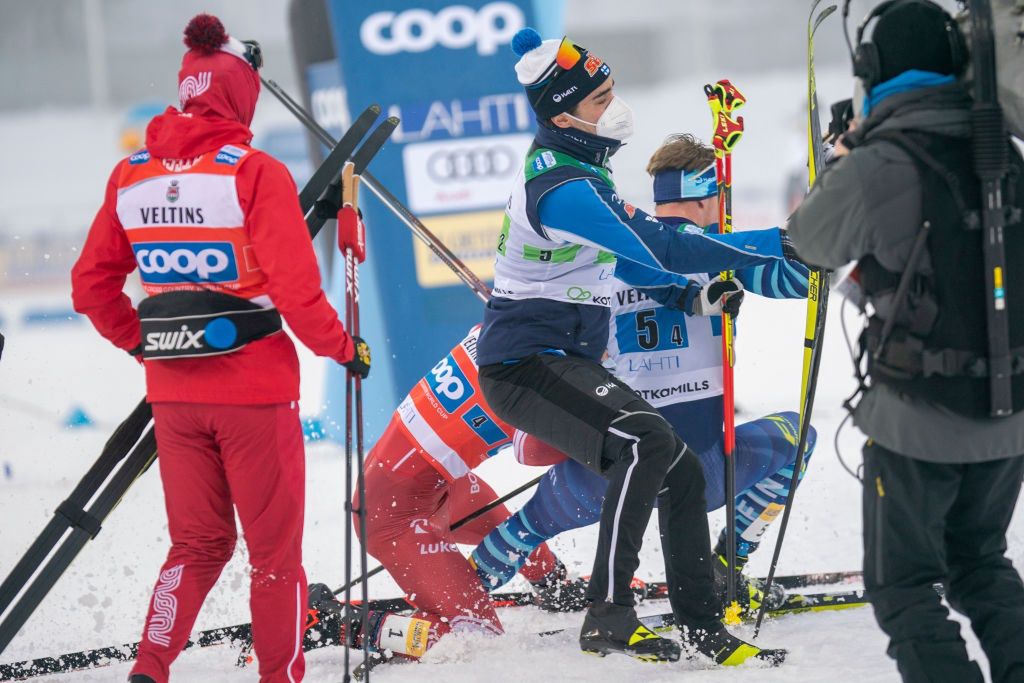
left=343, top=335, right=371, bottom=379
left=688, top=277, right=744, bottom=317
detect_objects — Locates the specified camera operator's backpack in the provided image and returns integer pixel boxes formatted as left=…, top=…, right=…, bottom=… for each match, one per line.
left=959, top=0, right=1024, bottom=140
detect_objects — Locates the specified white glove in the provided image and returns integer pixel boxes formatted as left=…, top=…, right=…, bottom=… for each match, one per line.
left=691, top=276, right=745, bottom=317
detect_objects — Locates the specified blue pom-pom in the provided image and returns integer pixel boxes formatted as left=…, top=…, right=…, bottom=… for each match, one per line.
left=511, top=27, right=543, bottom=57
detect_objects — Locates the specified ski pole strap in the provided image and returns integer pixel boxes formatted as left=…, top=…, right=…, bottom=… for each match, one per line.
left=137, top=291, right=282, bottom=360
left=54, top=501, right=102, bottom=538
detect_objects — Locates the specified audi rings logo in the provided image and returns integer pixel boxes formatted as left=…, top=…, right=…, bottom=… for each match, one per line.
left=566, top=286, right=592, bottom=301
left=426, top=146, right=516, bottom=183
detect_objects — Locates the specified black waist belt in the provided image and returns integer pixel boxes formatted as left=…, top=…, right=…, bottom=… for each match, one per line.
left=863, top=320, right=1024, bottom=380
left=137, top=291, right=282, bottom=360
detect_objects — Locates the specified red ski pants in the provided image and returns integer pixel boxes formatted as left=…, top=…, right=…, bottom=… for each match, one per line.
left=353, top=420, right=556, bottom=643
left=132, top=402, right=307, bottom=683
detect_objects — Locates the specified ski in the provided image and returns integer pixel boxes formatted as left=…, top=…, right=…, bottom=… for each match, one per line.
left=351, top=589, right=867, bottom=680
left=773, top=569, right=861, bottom=589
left=539, top=589, right=868, bottom=640
left=0, top=399, right=152, bottom=619
left=297, top=103, right=381, bottom=218
left=0, top=572, right=865, bottom=680
left=754, top=0, right=836, bottom=637
left=0, top=106, right=393, bottom=662
left=308, top=115, right=399, bottom=238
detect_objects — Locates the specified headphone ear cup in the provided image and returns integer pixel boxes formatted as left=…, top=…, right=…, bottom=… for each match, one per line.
left=853, top=42, right=881, bottom=89
left=946, top=19, right=969, bottom=75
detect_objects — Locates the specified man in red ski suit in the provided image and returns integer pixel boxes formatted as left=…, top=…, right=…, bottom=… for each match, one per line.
left=70, top=15, right=368, bottom=683
left=350, top=325, right=575, bottom=661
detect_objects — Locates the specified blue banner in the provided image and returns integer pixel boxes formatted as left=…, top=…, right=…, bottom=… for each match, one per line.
left=316, top=0, right=563, bottom=442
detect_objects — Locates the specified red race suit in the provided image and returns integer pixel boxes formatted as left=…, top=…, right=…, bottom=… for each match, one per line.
left=353, top=325, right=558, bottom=657
left=71, top=65, right=353, bottom=680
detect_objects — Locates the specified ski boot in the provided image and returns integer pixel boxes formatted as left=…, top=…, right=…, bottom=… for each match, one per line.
left=579, top=601, right=681, bottom=663
left=712, top=541, right=785, bottom=617
left=678, top=621, right=787, bottom=667
left=530, top=561, right=589, bottom=613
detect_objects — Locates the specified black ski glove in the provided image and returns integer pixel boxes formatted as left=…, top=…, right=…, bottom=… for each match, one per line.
left=687, top=277, right=744, bottom=318
left=827, top=98, right=854, bottom=143
left=780, top=230, right=807, bottom=265
left=344, top=335, right=371, bottom=379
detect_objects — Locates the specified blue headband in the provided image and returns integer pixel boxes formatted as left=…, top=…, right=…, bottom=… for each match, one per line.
left=652, top=162, right=718, bottom=203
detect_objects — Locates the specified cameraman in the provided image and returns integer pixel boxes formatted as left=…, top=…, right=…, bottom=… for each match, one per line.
left=788, top=2, right=1024, bottom=682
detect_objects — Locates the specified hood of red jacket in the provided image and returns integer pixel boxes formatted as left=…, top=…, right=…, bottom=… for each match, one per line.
left=145, top=108, right=253, bottom=160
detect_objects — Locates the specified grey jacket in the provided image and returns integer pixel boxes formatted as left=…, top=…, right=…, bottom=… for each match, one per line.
left=788, top=82, right=1024, bottom=463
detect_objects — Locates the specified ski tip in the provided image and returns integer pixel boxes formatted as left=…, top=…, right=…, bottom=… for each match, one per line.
left=812, top=4, right=838, bottom=34
left=386, top=116, right=400, bottom=126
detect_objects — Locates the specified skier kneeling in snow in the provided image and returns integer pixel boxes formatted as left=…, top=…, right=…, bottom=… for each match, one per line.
left=788, top=2, right=1024, bottom=682
left=471, top=133, right=815, bottom=621
left=334, top=325, right=578, bottom=671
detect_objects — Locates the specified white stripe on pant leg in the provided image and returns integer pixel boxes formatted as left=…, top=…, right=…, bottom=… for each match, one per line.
left=606, top=426, right=641, bottom=604
left=287, top=581, right=301, bottom=683
left=146, top=564, right=184, bottom=647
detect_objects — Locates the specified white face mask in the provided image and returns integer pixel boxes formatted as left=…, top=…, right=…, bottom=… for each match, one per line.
left=567, top=95, right=635, bottom=141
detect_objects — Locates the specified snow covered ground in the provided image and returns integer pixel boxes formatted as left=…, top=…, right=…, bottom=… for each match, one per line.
left=2, top=280, right=1021, bottom=683
left=2, top=66, right=1023, bottom=682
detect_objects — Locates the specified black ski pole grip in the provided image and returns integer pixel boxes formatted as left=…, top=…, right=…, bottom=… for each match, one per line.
left=971, top=102, right=1008, bottom=179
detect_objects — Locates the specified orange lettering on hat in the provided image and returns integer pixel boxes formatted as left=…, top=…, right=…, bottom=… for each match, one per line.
left=584, top=55, right=603, bottom=77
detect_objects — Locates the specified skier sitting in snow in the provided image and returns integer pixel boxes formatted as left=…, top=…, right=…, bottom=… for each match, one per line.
left=470, top=133, right=815, bottom=619
left=475, top=28, right=795, bottom=666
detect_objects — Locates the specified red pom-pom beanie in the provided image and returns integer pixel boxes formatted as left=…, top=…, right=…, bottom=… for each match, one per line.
left=178, top=14, right=260, bottom=126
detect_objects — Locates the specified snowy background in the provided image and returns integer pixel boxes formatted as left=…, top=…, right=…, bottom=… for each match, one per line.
left=2, top=0, right=1017, bottom=681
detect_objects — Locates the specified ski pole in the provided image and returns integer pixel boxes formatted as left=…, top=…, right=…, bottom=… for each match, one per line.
left=705, top=79, right=745, bottom=625
left=338, top=157, right=373, bottom=681
left=331, top=474, right=543, bottom=596
left=341, top=161, right=357, bottom=681
left=261, top=78, right=491, bottom=303
left=754, top=0, right=836, bottom=637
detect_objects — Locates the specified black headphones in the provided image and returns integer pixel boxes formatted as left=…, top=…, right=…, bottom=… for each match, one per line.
left=843, top=0, right=967, bottom=89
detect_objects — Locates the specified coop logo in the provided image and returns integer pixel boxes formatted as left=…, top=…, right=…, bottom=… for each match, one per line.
left=132, top=242, right=238, bottom=284
left=360, top=3, right=524, bottom=56
left=178, top=71, right=212, bottom=106
left=426, top=354, right=474, bottom=412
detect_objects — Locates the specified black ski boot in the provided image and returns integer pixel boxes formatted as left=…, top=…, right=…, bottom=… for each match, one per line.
left=678, top=621, right=787, bottom=667
left=530, top=561, right=589, bottom=613
left=712, top=537, right=785, bottom=616
left=128, top=676, right=156, bottom=683
left=579, top=601, right=681, bottom=662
